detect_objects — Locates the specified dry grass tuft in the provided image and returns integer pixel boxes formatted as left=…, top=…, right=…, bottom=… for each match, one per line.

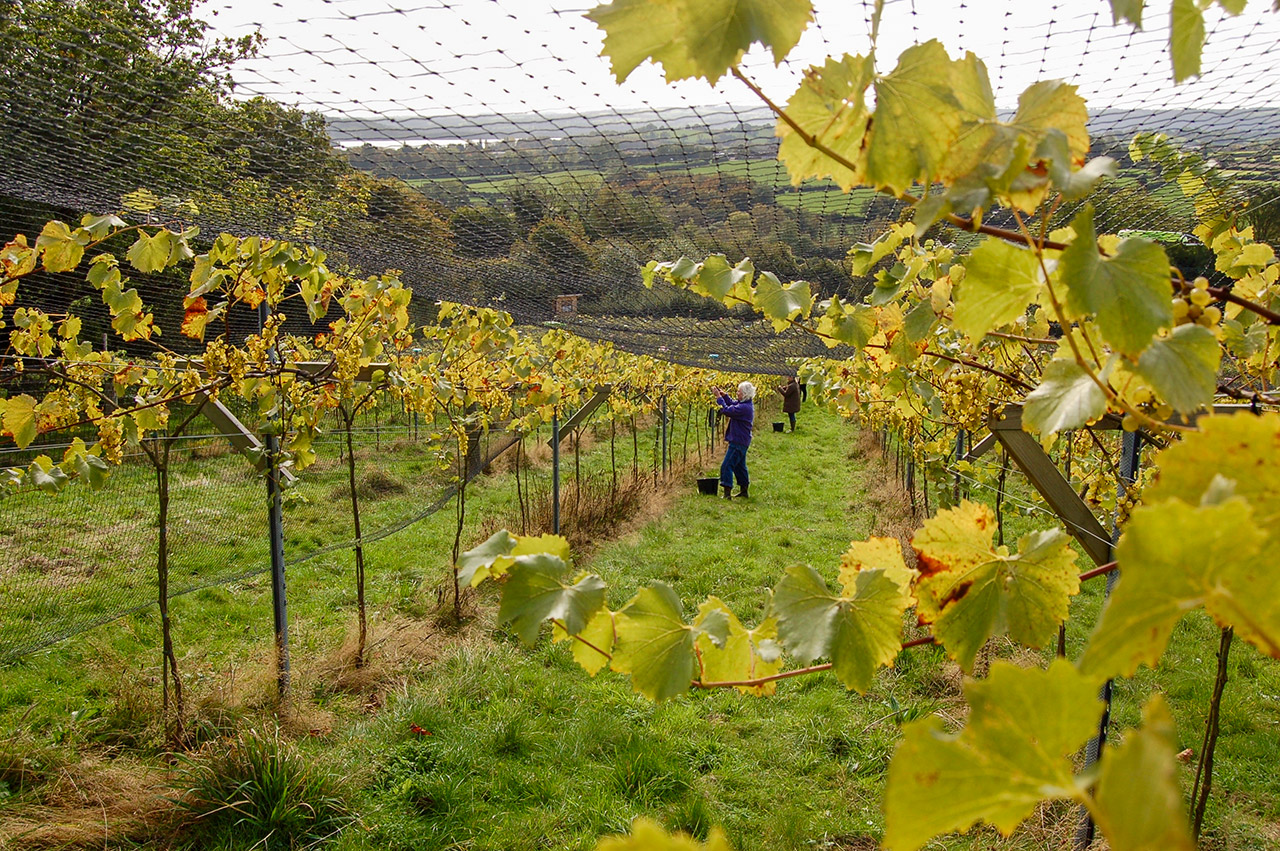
left=0, top=756, right=178, bottom=849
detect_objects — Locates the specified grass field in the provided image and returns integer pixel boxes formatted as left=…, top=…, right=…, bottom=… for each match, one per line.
left=1, top=404, right=1278, bottom=849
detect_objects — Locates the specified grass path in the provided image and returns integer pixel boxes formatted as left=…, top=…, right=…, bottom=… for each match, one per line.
left=326, top=407, right=941, bottom=851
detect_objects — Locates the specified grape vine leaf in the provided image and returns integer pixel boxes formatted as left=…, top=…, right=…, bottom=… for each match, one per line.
left=772, top=563, right=908, bottom=692
left=1091, top=696, right=1195, bottom=851
left=883, top=660, right=1102, bottom=851
left=776, top=53, right=874, bottom=190
left=695, top=598, right=783, bottom=695
left=456, top=529, right=517, bottom=587
left=838, top=536, right=916, bottom=597
left=953, top=238, right=1043, bottom=341
left=1085, top=412, right=1280, bottom=665
left=595, top=817, right=732, bottom=851
left=1109, top=0, right=1144, bottom=27
left=1060, top=206, right=1173, bottom=356
left=612, top=582, right=709, bottom=702
left=1081, top=498, right=1271, bottom=678
left=127, top=230, right=175, bottom=274
left=1170, top=0, right=1205, bottom=82
left=35, top=221, right=85, bottom=274
left=911, top=501, right=1079, bottom=672
left=1022, top=358, right=1107, bottom=439
left=754, top=272, right=812, bottom=331
left=1133, top=323, right=1220, bottom=414
left=866, top=41, right=995, bottom=195
left=553, top=607, right=616, bottom=676
left=499, top=553, right=606, bottom=646
left=816, top=297, right=877, bottom=350
left=0, top=394, right=38, bottom=449
left=586, top=0, right=814, bottom=86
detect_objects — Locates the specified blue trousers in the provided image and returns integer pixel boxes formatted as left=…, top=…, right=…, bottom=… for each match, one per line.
left=720, top=442, right=749, bottom=490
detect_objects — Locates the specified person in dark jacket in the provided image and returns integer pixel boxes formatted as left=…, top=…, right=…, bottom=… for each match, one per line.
left=714, top=381, right=755, bottom=499
left=776, top=375, right=801, bottom=432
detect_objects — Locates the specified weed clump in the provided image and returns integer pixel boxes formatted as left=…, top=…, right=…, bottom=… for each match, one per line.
left=177, top=727, right=353, bottom=848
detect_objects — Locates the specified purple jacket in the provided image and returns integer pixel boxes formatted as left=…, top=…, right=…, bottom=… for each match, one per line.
left=716, top=394, right=754, bottom=447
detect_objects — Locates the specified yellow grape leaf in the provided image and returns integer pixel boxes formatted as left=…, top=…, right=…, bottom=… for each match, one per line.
left=776, top=53, right=874, bottom=191
left=595, top=817, right=732, bottom=851
left=36, top=221, right=85, bottom=274
left=884, top=660, right=1101, bottom=851
left=912, top=501, right=1079, bottom=671
left=552, top=607, right=615, bottom=676
left=839, top=536, right=916, bottom=598
left=1091, top=696, right=1195, bottom=851
left=0, top=394, right=39, bottom=448
left=694, top=598, right=782, bottom=696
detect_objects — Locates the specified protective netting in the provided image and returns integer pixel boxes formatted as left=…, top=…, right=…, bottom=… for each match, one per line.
left=4, top=1, right=1280, bottom=373
left=0, top=412, right=521, bottom=662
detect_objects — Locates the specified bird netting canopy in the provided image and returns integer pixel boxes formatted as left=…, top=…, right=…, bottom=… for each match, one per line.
left=3, top=0, right=1280, bottom=373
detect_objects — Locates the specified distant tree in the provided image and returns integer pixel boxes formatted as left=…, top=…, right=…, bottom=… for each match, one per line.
left=450, top=207, right=516, bottom=258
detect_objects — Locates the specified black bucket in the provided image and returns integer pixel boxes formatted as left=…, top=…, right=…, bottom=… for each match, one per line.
left=697, top=477, right=719, bottom=495
left=772, top=422, right=785, bottom=432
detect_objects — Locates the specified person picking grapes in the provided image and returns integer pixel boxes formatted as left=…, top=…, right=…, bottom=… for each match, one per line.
left=714, top=381, right=755, bottom=499
left=776, top=374, right=801, bottom=432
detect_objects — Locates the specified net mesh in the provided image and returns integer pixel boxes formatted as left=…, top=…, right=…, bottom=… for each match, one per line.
left=4, top=0, right=1279, bottom=372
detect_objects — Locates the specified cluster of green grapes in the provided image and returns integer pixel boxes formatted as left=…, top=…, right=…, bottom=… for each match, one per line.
left=1171, top=276, right=1222, bottom=330
left=940, top=370, right=989, bottom=430
left=1081, top=465, right=1154, bottom=526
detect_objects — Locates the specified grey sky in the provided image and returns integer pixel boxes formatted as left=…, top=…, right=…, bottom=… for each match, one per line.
left=203, top=0, right=1280, bottom=125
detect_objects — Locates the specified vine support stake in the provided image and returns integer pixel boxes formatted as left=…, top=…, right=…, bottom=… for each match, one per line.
left=258, top=302, right=290, bottom=703
left=1074, top=428, right=1141, bottom=850
left=552, top=411, right=561, bottom=535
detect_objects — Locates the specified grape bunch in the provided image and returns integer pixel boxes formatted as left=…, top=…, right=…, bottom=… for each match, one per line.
left=941, top=370, right=988, bottom=430
left=1171, top=276, right=1222, bottom=330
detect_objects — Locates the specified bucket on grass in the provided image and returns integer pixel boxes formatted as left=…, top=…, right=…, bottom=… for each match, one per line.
left=697, top=477, right=719, bottom=495
left=772, top=422, right=785, bottom=432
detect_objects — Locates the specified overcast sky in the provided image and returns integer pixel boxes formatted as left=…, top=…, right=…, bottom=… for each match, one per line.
left=202, top=0, right=1280, bottom=124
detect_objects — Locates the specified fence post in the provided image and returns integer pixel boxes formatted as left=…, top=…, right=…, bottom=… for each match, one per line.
left=552, top=411, right=561, bottom=535
left=1074, top=429, right=1141, bottom=849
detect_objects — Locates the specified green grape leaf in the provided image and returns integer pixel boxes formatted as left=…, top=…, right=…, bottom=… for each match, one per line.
left=1133, top=324, right=1220, bottom=414
left=612, top=582, right=698, bottom=702
left=817, top=297, right=877, bottom=350
left=1091, top=696, right=1195, bottom=851
left=776, top=53, right=874, bottom=190
left=912, top=501, right=1079, bottom=671
left=499, top=553, right=606, bottom=646
left=1, top=394, right=39, bottom=448
left=71, top=450, right=111, bottom=490
left=595, top=817, right=732, bottom=851
left=1011, top=80, right=1090, bottom=163
left=883, top=660, right=1101, bottom=851
left=586, top=0, right=814, bottom=86
left=953, top=238, right=1043, bottom=340
left=754, top=272, right=812, bottom=332
left=1110, top=0, right=1144, bottom=27
left=867, top=41, right=995, bottom=195
left=456, top=529, right=517, bottom=587
left=80, top=214, right=127, bottom=239
left=553, top=607, right=616, bottom=676
left=772, top=563, right=908, bottom=693
left=35, top=221, right=85, bottom=273
left=1170, top=0, right=1205, bottom=82
left=1059, top=206, right=1172, bottom=356
left=1081, top=498, right=1271, bottom=677
left=1022, top=358, right=1107, bottom=439
left=695, top=598, right=783, bottom=695
left=126, top=230, right=175, bottom=274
